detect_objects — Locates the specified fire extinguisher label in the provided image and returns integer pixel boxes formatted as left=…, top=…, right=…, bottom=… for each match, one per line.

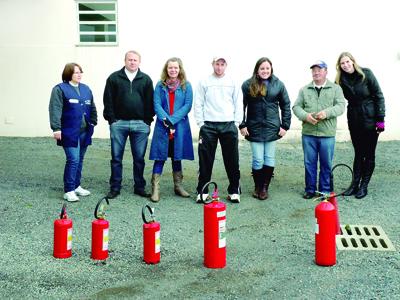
left=67, top=228, right=72, bottom=250
left=102, top=228, right=109, bottom=251
left=218, top=219, right=226, bottom=248
left=155, top=230, right=160, bottom=253
left=217, top=210, right=226, bottom=218
left=315, top=218, right=319, bottom=234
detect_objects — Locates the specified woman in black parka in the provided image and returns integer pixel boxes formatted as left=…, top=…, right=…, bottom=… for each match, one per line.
left=335, top=52, right=385, bottom=199
left=240, top=57, right=291, bottom=200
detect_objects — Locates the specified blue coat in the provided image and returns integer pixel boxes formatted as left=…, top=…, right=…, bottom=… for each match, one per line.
left=149, top=81, right=194, bottom=161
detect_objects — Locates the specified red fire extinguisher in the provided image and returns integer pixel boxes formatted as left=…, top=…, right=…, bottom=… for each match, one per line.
left=327, top=193, right=341, bottom=235
left=91, top=197, right=110, bottom=260
left=53, top=204, right=73, bottom=259
left=201, top=181, right=226, bottom=269
left=142, top=204, right=160, bottom=264
left=315, top=200, right=336, bottom=266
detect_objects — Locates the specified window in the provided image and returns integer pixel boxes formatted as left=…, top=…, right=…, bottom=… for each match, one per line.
left=76, top=0, right=118, bottom=46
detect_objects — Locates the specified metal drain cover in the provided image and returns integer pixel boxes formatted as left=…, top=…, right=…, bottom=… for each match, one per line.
left=336, top=224, right=396, bottom=251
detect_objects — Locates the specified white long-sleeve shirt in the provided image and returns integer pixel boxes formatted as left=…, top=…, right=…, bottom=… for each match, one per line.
left=194, top=73, right=243, bottom=127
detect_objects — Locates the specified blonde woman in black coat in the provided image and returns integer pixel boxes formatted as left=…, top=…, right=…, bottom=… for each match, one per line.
left=335, top=52, right=385, bottom=199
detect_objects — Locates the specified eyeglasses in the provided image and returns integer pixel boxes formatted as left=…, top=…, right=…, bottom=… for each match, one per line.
left=73, top=71, right=83, bottom=74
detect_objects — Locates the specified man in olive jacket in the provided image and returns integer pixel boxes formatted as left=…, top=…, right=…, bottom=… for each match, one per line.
left=292, top=60, right=345, bottom=199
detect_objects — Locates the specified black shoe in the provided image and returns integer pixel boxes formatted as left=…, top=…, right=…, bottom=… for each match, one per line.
left=134, top=189, right=151, bottom=198
left=303, top=192, right=315, bottom=199
left=355, top=187, right=368, bottom=199
left=106, top=190, right=120, bottom=199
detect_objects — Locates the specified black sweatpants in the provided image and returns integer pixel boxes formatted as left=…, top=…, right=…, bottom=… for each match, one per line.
left=196, top=121, right=240, bottom=194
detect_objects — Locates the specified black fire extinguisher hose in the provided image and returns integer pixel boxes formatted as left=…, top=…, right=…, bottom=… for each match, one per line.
left=200, top=181, right=218, bottom=204
left=59, top=203, right=67, bottom=219
left=142, top=204, right=155, bottom=224
left=315, top=163, right=353, bottom=200
left=94, top=197, right=110, bottom=220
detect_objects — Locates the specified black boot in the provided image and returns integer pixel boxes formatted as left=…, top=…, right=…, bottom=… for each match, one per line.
left=251, top=169, right=261, bottom=198
left=343, top=157, right=362, bottom=196
left=355, top=159, right=375, bottom=199
left=259, top=166, right=274, bottom=200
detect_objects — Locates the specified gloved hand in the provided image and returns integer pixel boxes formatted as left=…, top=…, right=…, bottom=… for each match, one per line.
left=376, top=121, right=385, bottom=133
left=163, top=118, right=174, bottom=130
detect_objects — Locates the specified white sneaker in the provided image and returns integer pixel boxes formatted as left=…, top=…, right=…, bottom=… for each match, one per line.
left=228, top=193, right=240, bottom=203
left=196, top=193, right=209, bottom=203
left=75, top=186, right=91, bottom=196
left=63, top=191, right=79, bottom=202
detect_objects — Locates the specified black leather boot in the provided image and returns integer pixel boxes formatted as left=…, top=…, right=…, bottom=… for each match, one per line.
left=251, top=169, right=260, bottom=198
left=355, top=159, right=375, bottom=199
left=343, top=157, right=362, bottom=196
left=258, top=166, right=274, bottom=200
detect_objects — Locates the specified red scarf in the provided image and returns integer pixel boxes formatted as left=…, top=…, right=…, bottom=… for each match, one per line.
left=166, top=78, right=180, bottom=92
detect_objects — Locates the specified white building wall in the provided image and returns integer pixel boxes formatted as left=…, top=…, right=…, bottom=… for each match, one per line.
left=1, top=0, right=399, bottom=140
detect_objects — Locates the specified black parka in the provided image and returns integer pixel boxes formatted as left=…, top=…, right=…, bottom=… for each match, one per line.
left=240, top=75, right=291, bottom=142
left=339, top=68, right=385, bottom=131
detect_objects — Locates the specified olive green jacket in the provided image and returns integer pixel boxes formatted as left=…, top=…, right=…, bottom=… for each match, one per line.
left=292, top=80, right=345, bottom=137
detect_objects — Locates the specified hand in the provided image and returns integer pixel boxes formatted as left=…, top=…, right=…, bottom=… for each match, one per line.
left=306, top=113, right=318, bottom=125
left=376, top=121, right=385, bottom=133
left=278, top=127, right=287, bottom=137
left=53, top=131, right=61, bottom=140
left=240, top=127, right=249, bottom=136
left=163, top=118, right=174, bottom=130
left=314, top=110, right=327, bottom=120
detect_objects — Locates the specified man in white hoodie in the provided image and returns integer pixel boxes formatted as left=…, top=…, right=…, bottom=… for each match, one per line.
left=194, top=57, right=243, bottom=203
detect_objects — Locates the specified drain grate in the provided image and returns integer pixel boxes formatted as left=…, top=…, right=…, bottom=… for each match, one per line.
left=336, top=224, right=396, bottom=251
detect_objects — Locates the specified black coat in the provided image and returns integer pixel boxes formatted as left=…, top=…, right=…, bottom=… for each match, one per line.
left=240, top=75, right=291, bottom=142
left=339, top=68, right=385, bottom=131
left=103, top=68, right=154, bottom=125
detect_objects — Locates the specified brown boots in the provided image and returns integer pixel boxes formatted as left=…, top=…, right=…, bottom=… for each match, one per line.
left=150, top=171, right=190, bottom=202
left=150, top=174, right=161, bottom=202
left=173, top=171, right=190, bottom=197
left=252, top=166, right=274, bottom=200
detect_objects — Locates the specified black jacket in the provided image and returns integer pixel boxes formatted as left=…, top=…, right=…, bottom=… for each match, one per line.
left=240, top=75, right=291, bottom=142
left=103, top=68, right=154, bottom=125
left=339, top=68, right=385, bottom=131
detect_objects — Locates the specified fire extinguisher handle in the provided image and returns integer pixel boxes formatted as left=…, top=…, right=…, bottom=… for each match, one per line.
left=94, top=197, right=109, bottom=220
left=142, top=205, right=155, bottom=224
left=60, top=203, right=67, bottom=219
left=200, top=181, right=218, bottom=204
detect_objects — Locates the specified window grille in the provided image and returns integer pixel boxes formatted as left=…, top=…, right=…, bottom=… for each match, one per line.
left=76, top=0, right=118, bottom=46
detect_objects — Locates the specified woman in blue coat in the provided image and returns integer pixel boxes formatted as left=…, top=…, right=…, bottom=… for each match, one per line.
left=149, top=57, right=194, bottom=202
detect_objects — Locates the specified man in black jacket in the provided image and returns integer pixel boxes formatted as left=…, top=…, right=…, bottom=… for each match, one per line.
left=103, top=50, right=154, bottom=199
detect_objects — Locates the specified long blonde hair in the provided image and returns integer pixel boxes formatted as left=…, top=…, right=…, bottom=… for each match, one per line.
left=160, top=57, right=187, bottom=90
left=335, top=52, right=365, bottom=84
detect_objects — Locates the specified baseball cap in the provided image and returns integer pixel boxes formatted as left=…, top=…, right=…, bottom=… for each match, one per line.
left=310, top=60, right=327, bottom=69
left=212, top=56, right=227, bottom=63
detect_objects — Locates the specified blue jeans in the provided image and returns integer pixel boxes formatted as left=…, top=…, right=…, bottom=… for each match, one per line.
left=250, top=141, right=276, bottom=170
left=63, top=131, right=88, bottom=192
left=152, top=160, right=182, bottom=174
left=302, top=135, right=335, bottom=194
left=109, top=120, right=150, bottom=192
